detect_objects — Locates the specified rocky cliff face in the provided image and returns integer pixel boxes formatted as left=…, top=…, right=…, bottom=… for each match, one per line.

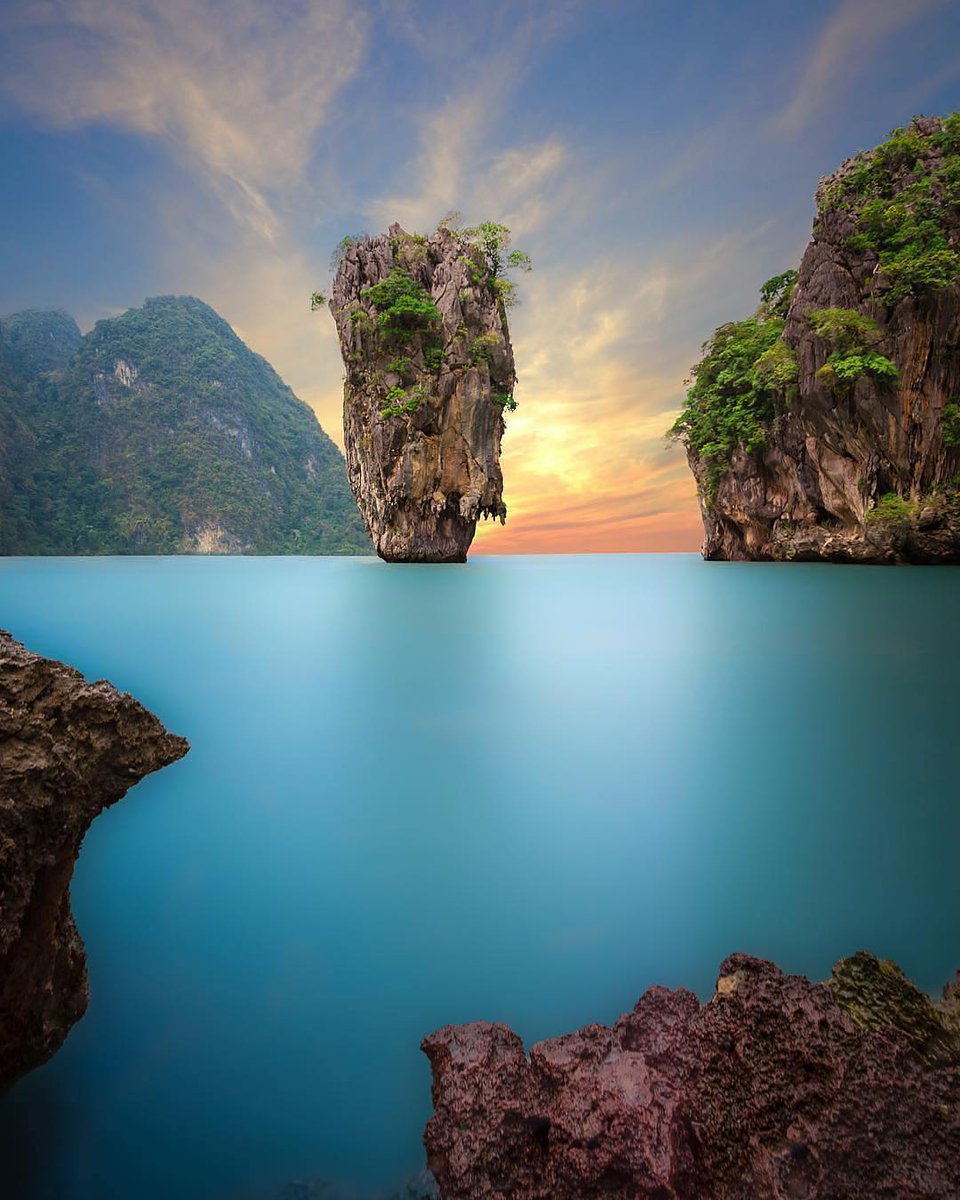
left=423, top=952, right=960, bottom=1199
left=330, top=224, right=516, bottom=562
left=679, top=115, right=960, bottom=562
left=0, top=631, right=188, bottom=1087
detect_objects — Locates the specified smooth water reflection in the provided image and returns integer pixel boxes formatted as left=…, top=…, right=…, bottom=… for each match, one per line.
left=0, top=554, right=957, bottom=1198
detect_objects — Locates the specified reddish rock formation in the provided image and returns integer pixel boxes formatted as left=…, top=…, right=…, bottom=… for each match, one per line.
left=422, top=952, right=960, bottom=1199
left=329, top=223, right=517, bottom=562
left=0, top=631, right=188, bottom=1087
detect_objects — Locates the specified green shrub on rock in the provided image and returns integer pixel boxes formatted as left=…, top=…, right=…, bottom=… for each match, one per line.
left=807, top=308, right=898, bottom=388
left=820, top=114, right=960, bottom=305
left=361, top=269, right=441, bottom=339
left=866, top=493, right=916, bottom=525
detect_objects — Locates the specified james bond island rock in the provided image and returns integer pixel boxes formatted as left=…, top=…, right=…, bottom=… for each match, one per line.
left=0, top=631, right=188, bottom=1088
left=329, top=223, right=525, bottom=562
left=672, top=114, right=960, bottom=562
left=423, top=952, right=960, bottom=1200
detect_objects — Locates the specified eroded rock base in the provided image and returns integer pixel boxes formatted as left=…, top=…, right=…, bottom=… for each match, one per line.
left=423, top=952, right=960, bottom=1199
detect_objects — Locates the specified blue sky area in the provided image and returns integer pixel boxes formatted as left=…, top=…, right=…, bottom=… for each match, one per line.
left=1, top=0, right=958, bottom=550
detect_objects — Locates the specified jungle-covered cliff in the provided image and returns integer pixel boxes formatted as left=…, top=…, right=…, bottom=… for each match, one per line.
left=672, top=114, right=960, bottom=562
left=0, top=299, right=368, bottom=554
left=329, top=221, right=525, bottom=562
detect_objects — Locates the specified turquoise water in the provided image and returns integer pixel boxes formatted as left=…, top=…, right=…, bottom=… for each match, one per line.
left=0, top=554, right=958, bottom=1199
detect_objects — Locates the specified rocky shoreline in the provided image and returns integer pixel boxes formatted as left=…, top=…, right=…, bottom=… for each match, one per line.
left=0, top=630, right=187, bottom=1087
left=422, top=952, right=960, bottom=1199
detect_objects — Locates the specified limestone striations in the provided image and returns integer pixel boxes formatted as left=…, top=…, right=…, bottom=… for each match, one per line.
left=423, top=952, right=960, bottom=1199
left=330, top=224, right=518, bottom=562
left=675, top=115, right=960, bottom=561
left=0, top=631, right=188, bottom=1087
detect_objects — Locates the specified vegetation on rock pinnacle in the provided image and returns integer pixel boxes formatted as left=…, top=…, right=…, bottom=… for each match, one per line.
left=325, top=219, right=528, bottom=562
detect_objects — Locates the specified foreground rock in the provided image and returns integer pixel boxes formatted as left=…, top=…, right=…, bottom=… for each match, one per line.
left=0, top=631, right=188, bottom=1087
left=675, top=114, right=960, bottom=561
left=330, top=224, right=517, bottom=562
left=423, top=952, right=960, bottom=1199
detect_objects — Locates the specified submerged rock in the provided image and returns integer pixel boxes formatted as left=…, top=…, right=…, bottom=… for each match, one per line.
left=422, top=951, right=960, bottom=1199
left=329, top=224, right=517, bottom=562
left=0, top=631, right=188, bottom=1087
left=675, top=114, right=960, bottom=562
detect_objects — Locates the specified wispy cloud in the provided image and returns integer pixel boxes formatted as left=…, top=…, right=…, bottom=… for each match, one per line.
left=475, top=221, right=779, bottom=554
left=775, top=0, right=949, bottom=135
left=0, top=0, right=368, bottom=238
left=366, top=5, right=576, bottom=236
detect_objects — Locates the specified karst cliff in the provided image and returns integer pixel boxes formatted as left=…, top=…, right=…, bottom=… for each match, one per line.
left=0, top=299, right=368, bottom=555
left=329, top=223, right=521, bottom=562
left=674, top=114, right=960, bottom=562
left=0, top=631, right=187, bottom=1087
left=422, top=952, right=960, bottom=1199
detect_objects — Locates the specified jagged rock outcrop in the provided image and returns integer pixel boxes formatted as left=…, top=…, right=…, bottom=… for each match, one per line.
left=330, top=224, right=516, bottom=562
left=0, top=631, right=188, bottom=1087
left=681, top=115, right=960, bottom=561
left=423, top=952, right=960, bottom=1199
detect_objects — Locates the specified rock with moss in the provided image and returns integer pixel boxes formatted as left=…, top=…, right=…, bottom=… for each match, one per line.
left=672, top=114, right=960, bottom=562
left=423, top=951, right=960, bottom=1199
left=329, top=223, right=519, bottom=562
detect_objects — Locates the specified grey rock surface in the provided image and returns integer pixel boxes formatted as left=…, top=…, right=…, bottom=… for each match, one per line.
left=330, top=224, right=515, bottom=562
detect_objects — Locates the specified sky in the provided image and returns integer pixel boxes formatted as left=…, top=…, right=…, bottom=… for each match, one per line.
left=1, top=0, right=959, bottom=553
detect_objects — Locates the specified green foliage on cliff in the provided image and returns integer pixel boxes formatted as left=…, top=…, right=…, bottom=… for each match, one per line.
left=754, top=340, right=799, bottom=388
left=380, top=384, right=426, bottom=417
left=943, top=401, right=960, bottom=447
left=807, top=308, right=898, bottom=388
left=866, top=493, right=916, bottom=525
left=468, top=331, right=502, bottom=365
left=670, top=315, right=785, bottom=493
left=0, top=298, right=369, bottom=555
left=460, top=223, right=532, bottom=281
left=0, top=309, right=81, bottom=376
left=361, top=269, right=441, bottom=339
left=821, top=114, right=960, bottom=305
left=758, top=270, right=798, bottom=318
left=453, top=221, right=532, bottom=309
left=670, top=273, right=801, bottom=495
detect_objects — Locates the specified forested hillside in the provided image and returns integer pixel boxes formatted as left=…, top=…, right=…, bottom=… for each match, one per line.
left=0, top=298, right=368, bottom=554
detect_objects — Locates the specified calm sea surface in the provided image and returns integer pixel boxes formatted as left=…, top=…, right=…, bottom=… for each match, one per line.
left=0, top=554, right=958, bottom=1198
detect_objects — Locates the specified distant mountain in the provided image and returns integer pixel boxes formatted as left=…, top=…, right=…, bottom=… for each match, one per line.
left=0, top=309, right=81, bottom=376
left=0, top=297, right=369, bottom=554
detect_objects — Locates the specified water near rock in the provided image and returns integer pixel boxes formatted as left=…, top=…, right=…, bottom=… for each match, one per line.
left=0, top=556, right=957, bottom=1198
left=0, top=630, right=187, bottom=1088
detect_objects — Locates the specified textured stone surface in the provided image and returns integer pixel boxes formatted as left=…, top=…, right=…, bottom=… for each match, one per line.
left=692, top=116, right=960, bottom=562
left=330, top=224, right=515, bottom=562
left=423, top=952, right=960, bottom=1199
left=0, top=630, right=188, bottom=1087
